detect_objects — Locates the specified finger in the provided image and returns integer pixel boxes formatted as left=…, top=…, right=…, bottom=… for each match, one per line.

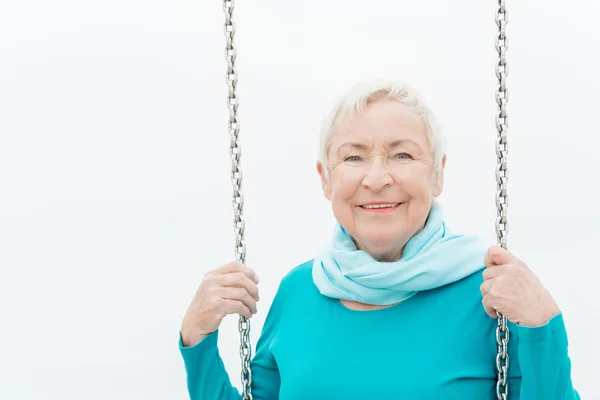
left=482, top=266, right=501, bottom=281
left=481, top=295, right=497, bottom=319
left=480, top=279, right=492, bottom=296
left=211, top=262, right=260, bottom=284
left=219, top=287, right=258, bottom=314
left=216, top=272, right=260, bottom=302
left=221, top=299, right=253, bottom=319
left=484, top=245, right=519, bottom=268
left=483, top=246, right=501, bottom=267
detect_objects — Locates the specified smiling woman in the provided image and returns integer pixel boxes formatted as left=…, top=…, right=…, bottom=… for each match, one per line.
left=316, top=91, right=446, bottom=262
left=178, top=78, right=580, bottom=400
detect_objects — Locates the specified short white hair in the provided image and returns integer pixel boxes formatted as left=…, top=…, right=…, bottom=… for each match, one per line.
left=317, top=79, right=447, bottom=180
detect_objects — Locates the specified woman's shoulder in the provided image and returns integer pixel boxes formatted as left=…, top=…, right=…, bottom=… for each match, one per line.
left=278, top=259, right=316, bottom=293
left=265, top=259, right=321, bottom=316
left=420, top=266, right=487, bottom=310
left=444, top=266, right=486, bottom=296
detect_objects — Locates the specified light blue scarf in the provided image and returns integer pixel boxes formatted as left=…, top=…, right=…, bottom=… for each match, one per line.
left=312, top=200, right=487, bottom=305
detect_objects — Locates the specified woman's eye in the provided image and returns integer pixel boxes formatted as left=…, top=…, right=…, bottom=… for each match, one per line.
left=396, top=153, right=412, bottom=160
left=344, top=155, right=362, bottom=162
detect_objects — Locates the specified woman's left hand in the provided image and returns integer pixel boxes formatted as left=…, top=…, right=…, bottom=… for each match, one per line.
left=480, top=246, right=561, bottom=327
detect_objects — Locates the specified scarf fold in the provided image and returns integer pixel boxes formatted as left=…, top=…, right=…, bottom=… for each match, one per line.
left=312, top=200, right=487, bottom=305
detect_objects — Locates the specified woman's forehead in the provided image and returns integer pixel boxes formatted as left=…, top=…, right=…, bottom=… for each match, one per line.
left=331, top=101, right=427, bottom=140
left=330, top=117, right=429, bottom=148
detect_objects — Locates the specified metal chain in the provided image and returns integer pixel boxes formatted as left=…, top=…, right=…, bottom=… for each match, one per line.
left=494, top=1, right=509, bottom=399
left=223, top=1, right=253, bottom=398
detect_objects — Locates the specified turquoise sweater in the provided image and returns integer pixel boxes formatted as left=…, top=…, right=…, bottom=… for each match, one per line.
left=179, top=260, right=579, bottom=399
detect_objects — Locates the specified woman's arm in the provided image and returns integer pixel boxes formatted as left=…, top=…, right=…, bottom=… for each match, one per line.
left=179, top=277, right=287, bottom=400
left=178, top=327, right=280, bottom=400
left=508, top=313, right=580, bottom=399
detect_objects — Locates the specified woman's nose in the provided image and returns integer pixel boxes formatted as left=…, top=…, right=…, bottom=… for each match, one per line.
left=361, top=160, right=393, bottom=191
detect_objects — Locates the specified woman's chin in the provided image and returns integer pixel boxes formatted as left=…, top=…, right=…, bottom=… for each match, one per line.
left=355, top=231, right=403, bottom=251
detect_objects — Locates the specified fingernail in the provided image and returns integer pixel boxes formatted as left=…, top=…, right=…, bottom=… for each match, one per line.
left=253, top=274, right=260, bottom=283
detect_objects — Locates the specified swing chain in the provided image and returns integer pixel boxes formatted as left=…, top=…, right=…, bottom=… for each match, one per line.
left=494, top=1, right=510, bottom=399
left=224, top=1, right=253, bottom=398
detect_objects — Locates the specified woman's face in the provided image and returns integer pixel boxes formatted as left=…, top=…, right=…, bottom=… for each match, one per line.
left=318, top=99, right=446, bottom=261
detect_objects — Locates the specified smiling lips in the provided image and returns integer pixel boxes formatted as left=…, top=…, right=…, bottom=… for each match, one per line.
left=359, top=202, right=402, bottom=212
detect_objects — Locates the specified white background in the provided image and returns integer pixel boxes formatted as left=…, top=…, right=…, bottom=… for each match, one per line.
left=1, top=0, right=598, bottom=398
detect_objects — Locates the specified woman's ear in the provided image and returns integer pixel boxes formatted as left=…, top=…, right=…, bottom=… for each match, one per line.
left=433, top=154, right=447, bottom=197
left=317, top=162, right=332, bottom=200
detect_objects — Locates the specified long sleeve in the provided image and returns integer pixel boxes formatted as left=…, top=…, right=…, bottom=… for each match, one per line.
left=509, top=312, right=580, bottom=399
left=178, top=282, right=286, bottom=400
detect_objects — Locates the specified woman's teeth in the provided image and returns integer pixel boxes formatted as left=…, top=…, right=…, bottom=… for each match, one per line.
left=361, top=203, right=399, bottom=209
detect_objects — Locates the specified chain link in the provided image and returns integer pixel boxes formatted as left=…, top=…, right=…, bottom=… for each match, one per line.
left=223, top=1, right=253, bottom=398
left=494, top=1, right=509, bottom=399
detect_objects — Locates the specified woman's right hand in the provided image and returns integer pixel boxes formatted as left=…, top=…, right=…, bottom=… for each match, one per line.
left=180, top=262, right=260, bottom=347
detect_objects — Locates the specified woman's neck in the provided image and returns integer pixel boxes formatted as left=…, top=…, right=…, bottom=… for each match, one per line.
left=339, top=299, right=402, bottom=311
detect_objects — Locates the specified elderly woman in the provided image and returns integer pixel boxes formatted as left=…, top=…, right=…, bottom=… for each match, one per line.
left=178, top=80, right=579, bottom=399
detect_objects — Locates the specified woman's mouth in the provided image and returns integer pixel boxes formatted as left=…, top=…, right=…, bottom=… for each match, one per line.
left=359, top=203, right=402, bottom=212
